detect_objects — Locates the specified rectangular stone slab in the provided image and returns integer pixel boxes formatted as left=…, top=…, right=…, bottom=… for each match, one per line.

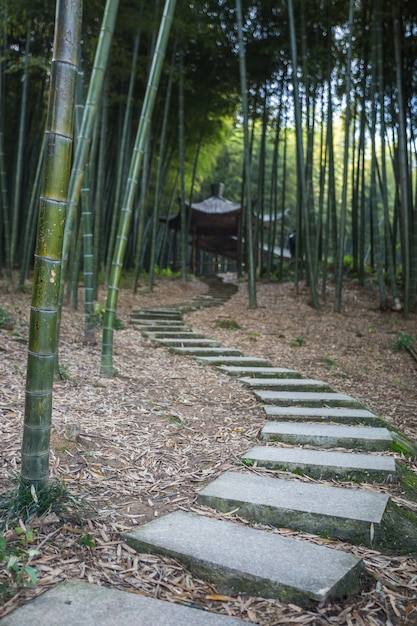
left=217, top=366, right=302, bottom=378
left=156, top=338, right=220, bottom=347
left=255, top=390, right=365, bottom=408
left=138, top=324, right=188, bottom=332
left=196, top=356, right=273, bottom=367
left=132, top=312, right=182, bottom=320
left=0, top=580, right=244, bottom=626
left=243, top=446, right=396, bottom=482
left=131, top=318, right=185, bottom=326
left=240, top=377, right=333, bottom=392
left=197, top=471, right=389, bottom=544
left=171, top=347, right=243, bottom=356
left=260, top=422, right=394, bottom=451
left=263, top=406, right=383, bottom=425
left=123, top=511, right=363, bottom=605
left=141, top=331, right=199, bottom=338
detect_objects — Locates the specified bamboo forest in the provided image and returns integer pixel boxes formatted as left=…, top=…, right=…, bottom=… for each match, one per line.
left=2, top=2, right=417, bottom=623
left=1, top=0, right=416, bottom=312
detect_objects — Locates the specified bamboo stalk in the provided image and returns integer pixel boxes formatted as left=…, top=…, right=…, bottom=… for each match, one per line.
left=21, top=0, right=82, bottom=486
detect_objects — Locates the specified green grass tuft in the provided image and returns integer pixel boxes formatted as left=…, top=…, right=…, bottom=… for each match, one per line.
left=214, top=319, right=241, bottom=330
left=0, top=478, right=95, bottom=532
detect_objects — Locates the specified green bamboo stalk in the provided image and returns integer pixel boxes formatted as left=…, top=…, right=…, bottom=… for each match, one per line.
left=148, top=48, right=175, bottom=291
left=105, top=33, right=140, bottom=285
left=10, top=19, right=31, bottom=274
left=60, top=0, right=120, bottom=307
left=0, top=23, right=11, bottom=280
left=287, top=0, right=319, bottom=308
left=81, top=163, right=95, bottom=342
left=392, top=0, right=411, bottom=317
left=18, top=138, right=46, bottom=288
left=101, top=0, right=177, bottom=376
left=235, top=0, right=256, bottom=308
left=178, top=49, right=188, bottom=283
left=334, top=0, right=354, bottom=313
left=21, top=0, right=82, bottom=487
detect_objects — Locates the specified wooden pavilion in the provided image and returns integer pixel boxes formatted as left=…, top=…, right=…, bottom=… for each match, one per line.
left=163, top=183, right=242, bottom=273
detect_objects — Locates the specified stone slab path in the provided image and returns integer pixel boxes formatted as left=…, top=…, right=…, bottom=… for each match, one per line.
left=8, top=276, right=409, bottom=624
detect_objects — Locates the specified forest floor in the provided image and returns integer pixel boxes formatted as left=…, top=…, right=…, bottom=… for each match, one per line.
left=1, top=273, right=417, bottom=625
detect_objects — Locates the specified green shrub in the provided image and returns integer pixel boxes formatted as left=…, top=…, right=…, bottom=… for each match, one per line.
left=395, top=332, right=415, bottom=351
left=0, top=531, right=39, bottom=602
left=214, top=319, right=241, bottom=330
left=0, top=307, right=15, bottom=330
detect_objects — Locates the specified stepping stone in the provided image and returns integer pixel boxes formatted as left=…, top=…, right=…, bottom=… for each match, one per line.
left=263, top=406, right=384, bottom=426
left=170, top=347, right=243, bottom=357
left=240, top=377, right=333, bottom=392
left=0, top=579, right=244, bottom=626
left=197, top=471, right=390, bottom=546
left=142, top=331, right=202, bottom=339
left=131, top=318, right=185, bottom=326
left=255, top=390, right=365, bottom=408
left=136, top=324, right=192, bottom=336
left=217, top=366, right=302, bottom=378
left=260, top=422, right=394, bottom=451
left=132, top=311, right=182, bottom=320
left=196, top=356, right=272, bottom=367
left=154, top=338, right=220, bottom=347
left=123, top=511, right=363, bottom=605
left=242, top=446, right=396, bottom=482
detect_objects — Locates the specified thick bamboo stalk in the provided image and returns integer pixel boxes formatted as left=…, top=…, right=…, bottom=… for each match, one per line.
left=21, top=0, right=82, bottom=486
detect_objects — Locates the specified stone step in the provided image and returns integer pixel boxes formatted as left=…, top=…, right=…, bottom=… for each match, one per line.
left=135, top=324, right=188, bottom=336
left=0, top=579, right=245, bottom=626
left=170, top=346, right=243, bottom=357
left=255, top=390, right=365, bottom=408
left=123, top=511, right=363, bottom=605
left=131, top=318, right=185, bottom=326
left=263, top=406, right=384, bottom=426
left=154, top=338, right=221, bottom=347
left=132, top=311, right=182, bottom=320
left=242, top=446, right=396, bottom=482
left=217, top=366, right=302, bottom=378
left=196, top=356, right=273, bottom=367
left=142, top=330, right=203, bottom=339
left=240, top=377, right=333, bottom=392
left=197, top=471, right=389, bottom=546
left=260, top=422, right=394, bottom=451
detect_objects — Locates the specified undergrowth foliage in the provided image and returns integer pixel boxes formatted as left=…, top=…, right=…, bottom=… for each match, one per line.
left=0, top=479, right=95, bottom=532
left=0, top=479, right=95, bottom=602
left=0, top=531, right=39, bottom=602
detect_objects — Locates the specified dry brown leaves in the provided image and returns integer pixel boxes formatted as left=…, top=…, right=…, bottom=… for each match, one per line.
left=1, top=275, right=417, bottom=625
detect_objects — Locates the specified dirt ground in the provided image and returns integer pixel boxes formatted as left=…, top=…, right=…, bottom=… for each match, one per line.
left=1, top=274, right=417, bottom=625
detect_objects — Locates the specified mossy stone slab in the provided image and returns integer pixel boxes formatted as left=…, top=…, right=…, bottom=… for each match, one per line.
left=171, top=347, right=243, bottom=356
left=217, top=366, right=302, bottom=378
left=263, top=406, right=384, bottom=425
left=0, top=580, right=244, bottom=626
left=243, top=445, right=396, bottom=482
left=255, top=390, right=366, bottom=408
left=197, top=471, right=389, bottom=546
left=260, top=422, right=394, bottom=451
left=196, top=356, right=272, bottom=367
left=240, top=378, right=333, bottom=392
left=123, top=511, right=363, bottom=606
